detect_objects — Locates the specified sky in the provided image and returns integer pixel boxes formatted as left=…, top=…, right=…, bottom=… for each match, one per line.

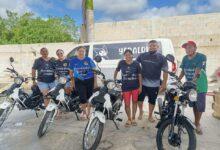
left=0, top=0, right=220, bottom=25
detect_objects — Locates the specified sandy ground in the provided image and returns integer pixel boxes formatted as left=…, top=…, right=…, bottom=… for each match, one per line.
left=0, top=96, right=220, bottom=150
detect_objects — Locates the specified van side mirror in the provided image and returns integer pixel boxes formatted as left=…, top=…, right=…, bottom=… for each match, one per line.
left=166, top=54, right=175, bottom=63
left=94, top=55, right=102, bottom=63
left=9, top=57, right=14, bottom=63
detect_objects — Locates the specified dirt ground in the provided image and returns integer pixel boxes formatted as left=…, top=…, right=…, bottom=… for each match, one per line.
left=0, top=96, right=220, bottom=150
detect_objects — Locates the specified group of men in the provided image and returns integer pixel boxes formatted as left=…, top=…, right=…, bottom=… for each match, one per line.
left=31, top=40, right=207, bottom=134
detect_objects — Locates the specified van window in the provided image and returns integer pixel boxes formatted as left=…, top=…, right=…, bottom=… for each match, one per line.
left=93, top=42, right=162, bottom=60
left=67, top=45, right=89, bottom=59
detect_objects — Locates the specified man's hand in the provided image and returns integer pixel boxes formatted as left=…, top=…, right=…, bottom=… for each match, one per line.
left=159, top=83, right=166, bottom=93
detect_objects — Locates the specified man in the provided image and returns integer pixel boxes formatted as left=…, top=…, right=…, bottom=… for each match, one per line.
left=32, top=47, right=56, bottom=106
left=137, top=40, right=168, bottom=122
left=178, top=41, right=207, bottom=135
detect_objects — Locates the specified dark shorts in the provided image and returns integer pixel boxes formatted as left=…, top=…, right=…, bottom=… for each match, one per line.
left=75, top=78, right=94, bottom=104
left=190, top=93, right=206, bottom=112
left=138, top=86, right=159, bottom=105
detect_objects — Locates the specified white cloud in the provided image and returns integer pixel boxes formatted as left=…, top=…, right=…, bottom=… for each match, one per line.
left=0, top=0, right=30, bottom=17
left=195, top=0, right=220, bottom=13
left=137, top=0, right=191, bottom=19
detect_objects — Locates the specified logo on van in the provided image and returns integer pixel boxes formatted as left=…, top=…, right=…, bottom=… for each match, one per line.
left=93, top=42, right=162, bottom=60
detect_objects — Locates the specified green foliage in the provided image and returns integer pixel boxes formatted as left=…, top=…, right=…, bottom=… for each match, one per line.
left=0, top=10, right=79, bottom=44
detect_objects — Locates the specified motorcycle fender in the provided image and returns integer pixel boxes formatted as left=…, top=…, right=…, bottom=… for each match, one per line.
left=46, top=103, right=57, bottom=111
left=182, top=116, right=196, bottom=129
left=88, top=91, right=100, bottom=103
left=56, top=89, right=65, bottom=102
left=90, top=111, right=106, bottom=124
left=103, top=94, right=112, bottom=109
left=0, top=101, right=11, bottom=109
left=9, top=88, right=20, bottom=100
left=156, top=119, right=167, bottom=128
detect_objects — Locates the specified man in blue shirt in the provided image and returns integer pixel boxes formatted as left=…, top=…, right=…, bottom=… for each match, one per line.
left=137, top=40, right=168, bottom=123
left=32, top=47, right=56, bottom=107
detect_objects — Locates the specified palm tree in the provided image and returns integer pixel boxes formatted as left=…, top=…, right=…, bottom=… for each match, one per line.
left=82, top=0, right=94, bottom=42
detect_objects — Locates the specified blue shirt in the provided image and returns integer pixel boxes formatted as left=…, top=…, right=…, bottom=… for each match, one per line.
left=136, top=51, right=168, bottom=87
left=69, top=57, right=96, bottom=80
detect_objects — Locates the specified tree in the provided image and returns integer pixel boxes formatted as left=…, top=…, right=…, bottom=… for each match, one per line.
left=0, top=10, right=79, bottom=44
left=82, top=0, right=94, bottom=42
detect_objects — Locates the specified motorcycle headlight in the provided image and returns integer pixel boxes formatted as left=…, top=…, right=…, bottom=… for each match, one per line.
left=107, top=82, right=116, bottom=90
left=14, top=77, right=23, bottom=85
left=59, top=77, right=67, bottom=84
left=188, top=89, right=197, bottom=102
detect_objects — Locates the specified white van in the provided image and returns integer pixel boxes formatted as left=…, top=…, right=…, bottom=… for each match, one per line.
left=67, top=38, right=177, bottom=79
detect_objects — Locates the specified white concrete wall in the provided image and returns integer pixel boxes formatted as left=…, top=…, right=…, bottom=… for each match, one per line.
left=0, top=42, right=77, bottom=83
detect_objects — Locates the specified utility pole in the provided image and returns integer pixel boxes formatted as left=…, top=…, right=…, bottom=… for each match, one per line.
left=82, top=0, right=94, bottom=43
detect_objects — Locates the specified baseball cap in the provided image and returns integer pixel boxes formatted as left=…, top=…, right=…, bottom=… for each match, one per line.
left=182, top=41, right=197, bottom=48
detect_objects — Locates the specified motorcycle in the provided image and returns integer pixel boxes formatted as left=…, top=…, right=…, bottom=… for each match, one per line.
left=82, top=55, right=123, bottom=150
left=155, top=54, right=197, bottom=150
left=37, top=75, right=82, bottom=138
left=0, top=57, right=44, bottom=127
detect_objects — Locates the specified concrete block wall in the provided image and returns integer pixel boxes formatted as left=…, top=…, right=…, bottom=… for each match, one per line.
left=93, top=13, right=220, bottom=77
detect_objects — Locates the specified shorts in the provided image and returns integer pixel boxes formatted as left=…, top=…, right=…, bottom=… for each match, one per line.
left=190, top=93, right=206, bottom=112
left=138, top=86, right=159, bottom=105
left=37, top=81, right=56, bottom=92
left=75, top=78, right=94, bottom=104
left=122, top=89, right=139, bottom=106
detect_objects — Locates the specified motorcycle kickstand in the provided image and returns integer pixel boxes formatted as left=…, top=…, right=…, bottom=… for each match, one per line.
left=113, top=120, right=119, bottom=130
left=74, top=111, right=80, bottom=121
left=35, top=110, right=39, bottom=118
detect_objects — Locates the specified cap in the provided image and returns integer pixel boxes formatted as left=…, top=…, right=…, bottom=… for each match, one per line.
left=182, top=41, right=197, bottom=48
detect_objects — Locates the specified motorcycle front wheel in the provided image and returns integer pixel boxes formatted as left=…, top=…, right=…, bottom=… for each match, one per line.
left=37, top=110, right=55, bottom=138
left=156, top=119, right=196, bottom=150
left=0, top=104, right=14, bottom=127
left=83, top=117, right=104, bottom=150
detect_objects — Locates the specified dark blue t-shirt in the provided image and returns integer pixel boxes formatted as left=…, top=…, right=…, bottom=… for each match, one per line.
left=136, top=52, right=168, bottom=87
left=69, top=57, right=96, bottom=80
left=116, top=60, right=141, bottom=92
left=54, top=59, right=70, bottom=76
left=32, top=57, right=55, bottom=83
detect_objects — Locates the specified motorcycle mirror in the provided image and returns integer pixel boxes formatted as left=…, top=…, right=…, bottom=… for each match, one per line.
left=166, top=54, right=175, bottom=63
left=9, top=57, right=14, bottom=63
left=94, top=55, right=102, bottom=63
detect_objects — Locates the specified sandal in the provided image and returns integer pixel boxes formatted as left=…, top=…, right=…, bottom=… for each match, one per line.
left=124, top=120, right=132, bottom=127
left=80, top=113, right=87, bottom=121
left=148, top=117, right=155, bottom=123
left=131, top=120, right=137, bottom=126
left=196, top=126, right=203, bottom=135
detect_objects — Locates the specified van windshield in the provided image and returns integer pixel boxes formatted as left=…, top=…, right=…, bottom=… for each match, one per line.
left=93, top=41, right=162, bottom=60
left=67, top=45, right=89, bottom=59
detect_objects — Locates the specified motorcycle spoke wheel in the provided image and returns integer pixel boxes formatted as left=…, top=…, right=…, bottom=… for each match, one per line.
left=85, top=118, right=100, bottom=149
left=157, top=119, right=196, bottom=150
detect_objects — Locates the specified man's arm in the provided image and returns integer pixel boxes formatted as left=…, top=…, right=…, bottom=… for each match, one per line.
left=138, top=74, right=142, bottom=94
left=69, top=70, right=75, bottom=90
left=178, top=70, right=185, bottom=81
left=32, top=69, right=36, bottom=84
left=160, top=71, right=168, bottom=92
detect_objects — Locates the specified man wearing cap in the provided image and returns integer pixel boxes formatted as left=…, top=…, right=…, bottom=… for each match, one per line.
left=178, top=41, right=208, bottom=135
